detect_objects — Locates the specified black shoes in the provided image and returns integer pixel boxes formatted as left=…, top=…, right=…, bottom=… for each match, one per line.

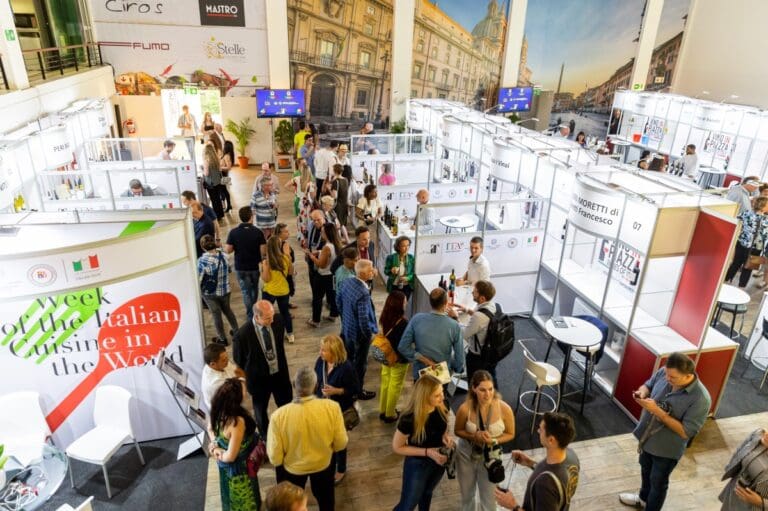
left=358, top=390, right=376, bottom=400
left=212, top=337, right=229, bottom=346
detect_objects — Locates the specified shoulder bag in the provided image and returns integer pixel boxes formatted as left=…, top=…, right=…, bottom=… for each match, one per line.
left=322, top=362, right=360, bottom=430
left=371, top=318, right=405, bottom=367
left=246, top=433, right=268, bottom=477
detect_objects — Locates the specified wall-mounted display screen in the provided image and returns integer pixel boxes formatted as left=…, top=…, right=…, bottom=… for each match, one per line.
left=498, top=87, right=533, bottom=113
left=256, top=89, right=305, bottom=118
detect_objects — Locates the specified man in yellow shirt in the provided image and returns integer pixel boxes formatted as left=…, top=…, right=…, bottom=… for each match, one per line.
left=294, top=121, right=311, bottom=159
left=267, top=366, right=348, bottom=511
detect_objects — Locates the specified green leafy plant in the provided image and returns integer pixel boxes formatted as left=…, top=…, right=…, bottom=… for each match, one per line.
left=389, top=118, right=406, bottom=134
left=507, top=113, right=521, bottom=123
left=0, top=444, right=7, bottom=471
left=225, top=117, right=257, bottom=157
left=274, top=120, right=295, bottom=154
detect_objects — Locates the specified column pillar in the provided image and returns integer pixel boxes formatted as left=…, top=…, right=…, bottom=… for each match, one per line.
left=390, top=0, right=416, bottom=124
left=265, top=0, right=291, bottom=88
left=629, top=0, right=665, bottom=91
left=500, top=0, right=528, bottom=88
left=0, top=0, right=30, bottom=89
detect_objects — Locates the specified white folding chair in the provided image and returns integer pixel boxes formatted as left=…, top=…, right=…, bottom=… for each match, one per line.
left=0, top=391, right=52, bottom=466
left=516, top=340, right=562, bottom=437
left=55, top=496, right=94, bottom=511
left=66, top=386, right=145, bottom=499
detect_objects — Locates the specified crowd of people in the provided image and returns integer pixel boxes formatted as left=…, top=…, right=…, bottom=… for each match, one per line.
left=190, top=123, right=766, bottom=511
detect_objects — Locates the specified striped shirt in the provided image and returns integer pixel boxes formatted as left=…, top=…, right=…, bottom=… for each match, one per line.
left=250, top=190, right=278, bottom=229
left=197, top=250, right=231, bottom=296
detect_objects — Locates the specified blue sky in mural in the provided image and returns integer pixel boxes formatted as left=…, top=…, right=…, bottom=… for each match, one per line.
left=524, top=0, right=689, bottom=94
left=426, top=0, right=509, bottom=32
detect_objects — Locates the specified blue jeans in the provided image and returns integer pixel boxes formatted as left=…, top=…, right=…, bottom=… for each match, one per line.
left=393, top=455, right=445, bottom=511
left=236, top=270, right=260, bottom=320
left=639, top=450, right=678, bottom=511
left=345, top=334, right=372, bottom=393
left=262, top=291, right=293, bottom=334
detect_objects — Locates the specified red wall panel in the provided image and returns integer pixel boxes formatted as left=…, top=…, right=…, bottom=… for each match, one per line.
left=694, top=348, right=737, bottom=414
left=614, top=336, right=659, bottom=420
left=668, top=212, right=737, bottom=347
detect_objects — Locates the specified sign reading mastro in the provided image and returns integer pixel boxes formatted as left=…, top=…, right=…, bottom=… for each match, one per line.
left=199, top=0, right=245, bottom=27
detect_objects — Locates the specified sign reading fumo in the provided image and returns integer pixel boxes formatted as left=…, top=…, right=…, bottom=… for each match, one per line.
left=569, top=179, right=624, bottom=238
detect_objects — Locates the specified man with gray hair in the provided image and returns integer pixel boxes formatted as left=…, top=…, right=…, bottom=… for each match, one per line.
left=250, top=176, right=278, bottom=239
left=336, top=259, right=378, bottom=400
left=267, top=366, right=348, bottom=511
left=411, top=188, right=435, bottom=234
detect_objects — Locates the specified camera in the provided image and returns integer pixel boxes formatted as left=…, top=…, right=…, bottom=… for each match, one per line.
left=484, top=443, right=505, bottom=484
left=438, top=446, right=457, bottom=479
left=737, top=475, right=752, bottom=489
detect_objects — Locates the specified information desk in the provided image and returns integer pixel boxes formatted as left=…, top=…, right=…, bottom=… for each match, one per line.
left=376, top=218, right=415, bottom=278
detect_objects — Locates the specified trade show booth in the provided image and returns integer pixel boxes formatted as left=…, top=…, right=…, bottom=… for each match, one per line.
left=0, top=209, right=206, bottom=449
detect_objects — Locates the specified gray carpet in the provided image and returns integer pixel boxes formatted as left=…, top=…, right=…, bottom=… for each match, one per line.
left=42, top=436, right=207, bottom=510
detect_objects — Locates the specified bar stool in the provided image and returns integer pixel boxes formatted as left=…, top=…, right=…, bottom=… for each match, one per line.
left=516, top=340, right=561, bottom=436
left=715, top=303, right=749, bottom=339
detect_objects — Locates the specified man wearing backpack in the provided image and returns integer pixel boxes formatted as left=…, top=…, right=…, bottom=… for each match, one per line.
left=495, top=412, right=580, bottom=511
left=454, top=280, right=515, bottom=384
left=455, top=280, right=497, bottom=381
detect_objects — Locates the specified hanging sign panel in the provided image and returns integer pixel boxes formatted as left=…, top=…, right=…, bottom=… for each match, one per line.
left=569, top=178, right=624, bottom=238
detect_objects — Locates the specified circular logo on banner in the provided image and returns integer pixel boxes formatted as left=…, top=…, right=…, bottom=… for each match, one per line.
left=448, top=189, right=457, bottom=198
left=507, top=238, right=519, bottom=249
left=28, top=264, right=57, bottom=286
left=488, top=238, right=499, bottom=249
left=433, top=189, right=442, bottom=198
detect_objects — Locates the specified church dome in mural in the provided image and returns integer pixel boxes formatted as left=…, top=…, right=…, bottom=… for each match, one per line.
left=471, top=0, right=506, bottom=42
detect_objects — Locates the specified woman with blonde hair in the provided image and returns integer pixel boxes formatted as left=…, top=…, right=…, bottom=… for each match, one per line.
left=314, top=334, right=359, bottom=484
left=264, top=481, right=308, bottom=511
left=202, top=142, right=224, bottom=219
left=392, top=375, right=454, bottom=510
left=261, top=235, right=294, bottom=343
left=202, top=111, right=215, bottom=136
left=455, top=370, right=515, bottom=511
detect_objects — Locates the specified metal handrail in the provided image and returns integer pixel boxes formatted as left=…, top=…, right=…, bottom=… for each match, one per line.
left=21, top=43, right=103, bottom=83
left=290, top=50, right=390, bottom=78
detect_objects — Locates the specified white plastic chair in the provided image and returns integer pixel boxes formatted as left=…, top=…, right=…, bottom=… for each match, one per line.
left=66, top=386, right=145, bottom=499
left=0, top=391, right=52, bottom=466
left=515, top=340, right=562, bottom=437
left=55, top=496, right=94, bottom=511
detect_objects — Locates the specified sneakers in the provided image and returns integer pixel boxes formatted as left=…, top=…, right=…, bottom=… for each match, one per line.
left=286, top=333, right=295, bottom=344
left=358, top=389, right=376, bottom=400
left=306, top=319, right=320, bottom=328
left=618, top=493, right=645, bottom=508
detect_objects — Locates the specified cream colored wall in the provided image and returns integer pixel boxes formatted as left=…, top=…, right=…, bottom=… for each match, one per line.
left=672, top=0, right=768, bottom=107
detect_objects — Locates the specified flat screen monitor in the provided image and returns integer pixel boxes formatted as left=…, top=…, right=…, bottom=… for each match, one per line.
left=497, top=87, right=533, bottom=113
left=256, top=89, right=306, bottom=118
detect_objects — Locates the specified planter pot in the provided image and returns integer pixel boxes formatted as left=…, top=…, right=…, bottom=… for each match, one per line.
left=237, top=156, right=249, bottom=169
left=276, top=154, right=292, bottom=169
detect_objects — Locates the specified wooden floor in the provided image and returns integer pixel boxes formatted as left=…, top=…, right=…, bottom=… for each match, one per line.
left=201, top=166, right=764, bottom=510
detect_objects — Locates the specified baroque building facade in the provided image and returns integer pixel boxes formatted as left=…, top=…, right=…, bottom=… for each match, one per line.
left=287, top=0, right=518, bottom=123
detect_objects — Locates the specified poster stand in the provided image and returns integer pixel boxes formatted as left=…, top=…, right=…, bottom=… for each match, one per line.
left=157, top=349, right=209, bottom=461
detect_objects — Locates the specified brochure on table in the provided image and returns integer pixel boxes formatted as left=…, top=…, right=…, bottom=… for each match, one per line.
left=611, top=90, right=768, bottom=180
left=0, top=209, right=205, bottom=448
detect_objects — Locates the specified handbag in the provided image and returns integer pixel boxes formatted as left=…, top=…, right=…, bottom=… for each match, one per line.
left=370, top=318, right=404, bottom=366
left=342, top=406, right=360, bottom=430
left=246, top=435, right=267, bottom=478
left=221, top=176, right=232, bottom=186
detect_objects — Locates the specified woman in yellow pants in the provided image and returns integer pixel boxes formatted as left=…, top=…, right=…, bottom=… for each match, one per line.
left=378, top=290, right=410, bottom=422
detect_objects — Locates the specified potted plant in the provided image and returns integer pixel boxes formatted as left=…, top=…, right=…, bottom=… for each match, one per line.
left=225, top=117, right=257, bottom=169
left=274, top=120, right=295, bottom=169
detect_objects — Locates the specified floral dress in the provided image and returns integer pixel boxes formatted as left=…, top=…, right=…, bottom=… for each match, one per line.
left=216, top=420, right=261, bottom=511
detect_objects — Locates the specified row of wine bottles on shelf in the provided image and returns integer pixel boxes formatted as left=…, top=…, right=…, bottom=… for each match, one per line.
left=383, top=205, right=408, bottom=236
left=438, top=269, right=457, bottom=303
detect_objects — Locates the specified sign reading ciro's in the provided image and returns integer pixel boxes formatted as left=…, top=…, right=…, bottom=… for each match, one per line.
left=569, top=178, right=624, bottom=238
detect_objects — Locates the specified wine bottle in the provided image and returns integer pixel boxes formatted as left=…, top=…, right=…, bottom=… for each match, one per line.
left=499, top=205, right=505, bottom=224
left=449, top=268, right=456, bottom=291
left=439, top=275, right=446, bottom=290
left=492, top=179, right=498, bottom=192
left=630, top=260, right=640, bottom=286
left=561, top=221, right=567, bottom=240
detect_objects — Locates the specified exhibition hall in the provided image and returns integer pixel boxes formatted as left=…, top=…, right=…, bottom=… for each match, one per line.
left=1, top=0, right=768, bottom=510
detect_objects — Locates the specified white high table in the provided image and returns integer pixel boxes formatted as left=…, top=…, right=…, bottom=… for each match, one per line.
left=438, top=215, right=475, bottom=233
left=544, top=317, right=602, bottom=410
left=712, top=284, right=751, bottom=338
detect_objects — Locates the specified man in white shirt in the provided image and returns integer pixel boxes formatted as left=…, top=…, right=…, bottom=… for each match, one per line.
left=201, top=343, right=246, bottom=409
left=158, top=139, right=175, bottom=160
left=213, top=123, right=226, bottom=149
left=456, top=236, right=491, bottom=286
left=411, top=189, right=435, bottom=234
left=313, top=141, right=339, bottom=198
left=681, top=144, right=699, bottom=179
left=455, top=280, right=498, bottom=382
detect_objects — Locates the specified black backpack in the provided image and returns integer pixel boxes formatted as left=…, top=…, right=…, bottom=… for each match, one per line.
left=474, top=304, right=516, bottom=366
